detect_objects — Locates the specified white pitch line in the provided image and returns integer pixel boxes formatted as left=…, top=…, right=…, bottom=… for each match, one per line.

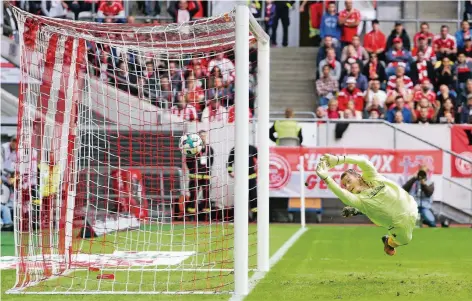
left=229, top=227, right=308, bottom=301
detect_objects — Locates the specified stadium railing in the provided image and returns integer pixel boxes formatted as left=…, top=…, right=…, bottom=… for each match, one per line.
left=263, top=117, right=472, bottom=217
left=440, top=176, right=472, bottom=223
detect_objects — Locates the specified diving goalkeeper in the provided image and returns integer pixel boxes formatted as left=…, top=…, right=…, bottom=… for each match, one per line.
left=316, top=154, right=419, bottom=256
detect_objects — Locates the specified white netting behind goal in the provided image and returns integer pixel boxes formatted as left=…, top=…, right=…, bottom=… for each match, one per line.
left=9, top=6, right=266, bottom=294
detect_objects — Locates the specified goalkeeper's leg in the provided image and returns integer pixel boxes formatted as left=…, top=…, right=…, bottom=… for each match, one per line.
left=382, top=219, right=415, bottom=256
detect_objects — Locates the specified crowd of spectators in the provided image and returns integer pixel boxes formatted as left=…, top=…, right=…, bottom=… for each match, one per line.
left=94, top=43, right=257, bottom=123
left=3, top=0, right=258, bottom=124
left=315, top=0, right=472, bottom=124
left=3, top=1, right=472, bottom=125
left=2, top=1, right=207, bottom=25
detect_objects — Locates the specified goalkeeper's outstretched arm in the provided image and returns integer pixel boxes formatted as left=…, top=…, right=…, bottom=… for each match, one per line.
left=324, top=177, right=363, bottom=208
left=323, top=154, right=378, bottom=180
left=316, top=161, right=363, bottom=209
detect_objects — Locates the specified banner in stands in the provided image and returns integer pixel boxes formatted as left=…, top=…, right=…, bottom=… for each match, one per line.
left=269, top=147, right=444, bottom=200
left=450, top=125, right=472, bottom=178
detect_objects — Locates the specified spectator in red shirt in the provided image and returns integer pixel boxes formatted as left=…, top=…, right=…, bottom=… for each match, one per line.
left=327, top=99, right=340, bottom=119
left=363, top=19, right=387, bottom=60
left=171, top=93, right=198, bottom=121
left=433, top=25, right=457, bottom=61
left=413, top=79, right=439, bottom=107
left=386, top=22, right=411, bottom=51
left=409, top=50, right=436, bottom=86
left=387, top=65, right=413, bottom=91
left=227, top=106, right=253, bottom=123
left=415, top=106, right=435, bottom=124
left=412, top=34, right=436, bottom=63
left=414, top=97, right=437, bottom=120
left=337, top=77, right=365, bottom=111
left=338, top=0, right=361, bottom=45
left=97, top=1, right=125, bottom=23
left=413, top=22, right=435, bottom=48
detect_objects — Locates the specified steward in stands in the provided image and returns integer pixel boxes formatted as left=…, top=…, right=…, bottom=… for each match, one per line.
left=270, top=108, right=303, bottom=145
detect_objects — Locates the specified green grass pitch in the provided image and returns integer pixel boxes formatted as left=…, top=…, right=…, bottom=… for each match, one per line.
left=2, top=225, right=472, bottom=301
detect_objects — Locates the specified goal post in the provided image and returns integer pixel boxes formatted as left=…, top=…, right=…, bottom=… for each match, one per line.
left=9, top=4, right=270, bottom=295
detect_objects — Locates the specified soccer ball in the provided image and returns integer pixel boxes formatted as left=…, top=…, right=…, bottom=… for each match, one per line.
left=179, top=133, right=203, bottom=156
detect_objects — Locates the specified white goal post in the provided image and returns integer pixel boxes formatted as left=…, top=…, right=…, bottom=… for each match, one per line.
left=8, top=4, right=270, bottom=296
left=234, top=5, right=270, bottom=296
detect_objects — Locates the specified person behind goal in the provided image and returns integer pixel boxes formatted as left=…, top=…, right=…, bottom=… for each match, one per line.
left=316, top=154, right=419, bottom=256
left=185, top=130, right=214, bottom=220
left=226, top=144, right=258, bottom=221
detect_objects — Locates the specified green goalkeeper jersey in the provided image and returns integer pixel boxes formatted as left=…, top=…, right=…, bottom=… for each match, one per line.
left=326, top=157, right=418, bottom=229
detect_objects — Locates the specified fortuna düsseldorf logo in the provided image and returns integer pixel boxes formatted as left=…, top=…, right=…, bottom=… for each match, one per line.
left=269, top=153, right=291, bottom=189
left=455, top=151, right=472, bottom=176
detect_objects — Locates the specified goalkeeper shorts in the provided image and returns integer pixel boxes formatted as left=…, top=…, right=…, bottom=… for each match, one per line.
left=388, top=211, right=418, bottom=246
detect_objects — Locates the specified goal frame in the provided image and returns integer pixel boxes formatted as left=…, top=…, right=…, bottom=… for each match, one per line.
left=7, top=5, right=270, bottom=297
left=233, top=5, right=271, bottom=296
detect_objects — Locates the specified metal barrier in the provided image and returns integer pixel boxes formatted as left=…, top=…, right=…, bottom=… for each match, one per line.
left=270, top=111, right=316, bottom=119
left=314, top=118, right=472, bottom=164
left=441, top=176, right=472, bottom=222
left=377, top=0, right=462, bottom=32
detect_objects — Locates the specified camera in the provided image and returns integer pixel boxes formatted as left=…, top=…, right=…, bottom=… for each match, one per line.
left=417, top=170, right=427, bottom=180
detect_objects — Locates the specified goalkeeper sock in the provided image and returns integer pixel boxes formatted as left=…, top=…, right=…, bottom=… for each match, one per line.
left=387, top=236, right=399, bottom=248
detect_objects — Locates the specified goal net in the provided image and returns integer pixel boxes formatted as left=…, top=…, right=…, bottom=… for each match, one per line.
left=9, top=5, right=270, bottom=295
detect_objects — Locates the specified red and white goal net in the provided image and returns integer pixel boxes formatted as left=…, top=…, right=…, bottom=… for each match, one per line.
left=8, top=5, right=270, bottom=295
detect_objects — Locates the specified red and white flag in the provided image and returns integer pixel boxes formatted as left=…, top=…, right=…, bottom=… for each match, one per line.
left=450, top=125, right=472, bottom=178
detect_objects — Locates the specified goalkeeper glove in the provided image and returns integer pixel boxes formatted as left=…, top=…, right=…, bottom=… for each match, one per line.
left=341, top=206, right=361, bottom=218
left=316, top=160, right=329, bottom=181
left=321, top=154, right=345, bottom=168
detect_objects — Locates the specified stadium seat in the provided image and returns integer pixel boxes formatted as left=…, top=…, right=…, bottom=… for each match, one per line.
left=278, top=137, right=300, bottom=146
left=66, top=11, right=75, bottom=20
left=78, top=11, right=93, bottom=21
